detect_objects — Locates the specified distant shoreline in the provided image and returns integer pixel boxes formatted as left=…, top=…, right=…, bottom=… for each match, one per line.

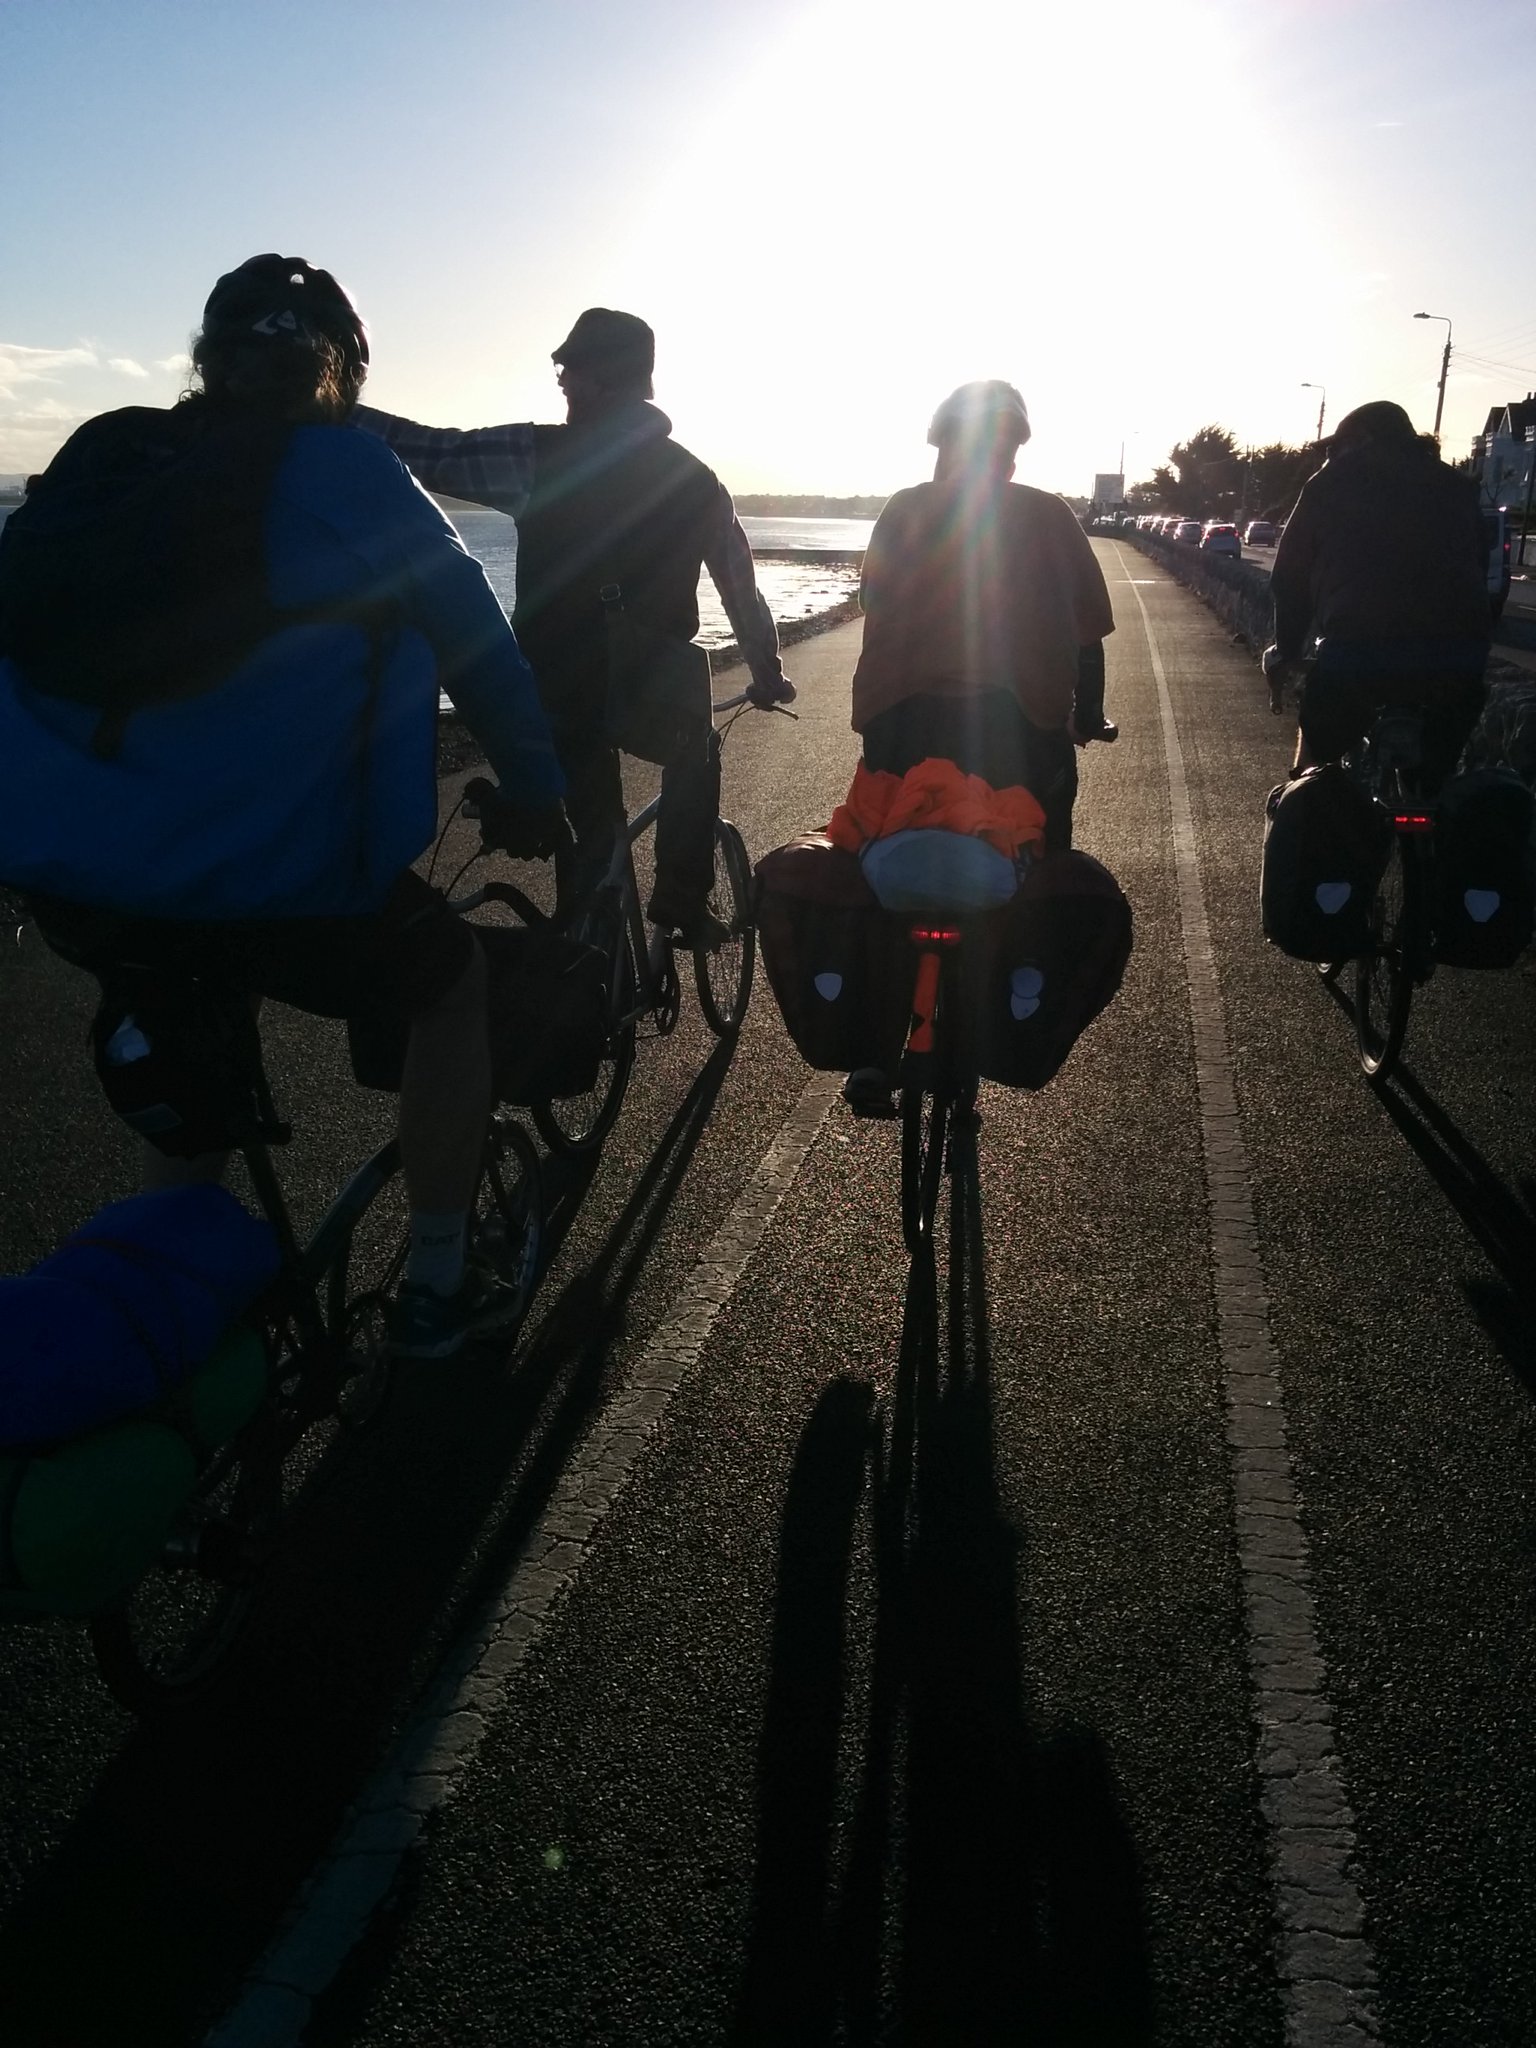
left=733, top=494, right=886, bottom=519
left=434, top=493, right=886, bottom=521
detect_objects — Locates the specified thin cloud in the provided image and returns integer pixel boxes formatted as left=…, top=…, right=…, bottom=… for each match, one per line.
left=0, top=342, right=99, bottom=401
left=156, top=352, right=192, bottom=374
left=10, top=398, right=83, bottom=422
left=107, top=356, right=149, bottom=377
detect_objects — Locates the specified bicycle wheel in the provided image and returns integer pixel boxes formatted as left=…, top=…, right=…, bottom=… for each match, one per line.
left=694, top=820, right=756, bottom=1037
left=533, top=944, right=637, bottom=1156
left=88, top=1421, right=280, bottom=1714
left=468, top=1113, right=544, bottom=1329
left=900, top=1084, right=950, bottom=1256
left=1354, top=839, right=1419, bottom=1079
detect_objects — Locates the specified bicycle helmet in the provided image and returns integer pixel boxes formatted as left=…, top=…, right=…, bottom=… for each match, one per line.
left=927, top=380, right=1031, bottom=450
left=200, top=255, right=369, bottom=378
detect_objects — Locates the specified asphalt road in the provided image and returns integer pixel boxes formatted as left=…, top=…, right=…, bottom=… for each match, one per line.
left=1, top=553, right=1534, bottom=2047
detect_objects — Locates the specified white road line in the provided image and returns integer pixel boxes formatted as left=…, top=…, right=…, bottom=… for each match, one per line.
left=207, top=1072, right=842, bottom=2048
left=1115, top=549, right=1382, bottom=2047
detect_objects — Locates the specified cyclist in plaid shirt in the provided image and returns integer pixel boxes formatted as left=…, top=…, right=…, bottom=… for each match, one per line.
left=354, top=309, right=792, bottom=941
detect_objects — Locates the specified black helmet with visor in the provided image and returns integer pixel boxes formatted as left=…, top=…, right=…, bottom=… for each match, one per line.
left=200, top=255, right=369, bottom=380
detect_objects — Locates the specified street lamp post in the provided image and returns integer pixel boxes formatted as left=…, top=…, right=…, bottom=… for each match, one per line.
left=1414, top=311, right=1453, bottom=442
left=1301, top=382, right=1327, bottom=444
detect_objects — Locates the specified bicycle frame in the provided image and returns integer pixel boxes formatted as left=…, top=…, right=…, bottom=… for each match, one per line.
left=565, top=689, right=770, bottom=1040
left=1346, top=707, right=1435, bottom=1079
left=582, top=789, right=674, bottom=1040
left=897, top=921, right=980, bottom=1255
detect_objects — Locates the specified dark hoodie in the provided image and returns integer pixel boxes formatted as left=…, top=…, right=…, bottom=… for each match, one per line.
left=1271, top=438, right=1490, bottom=661
left=512, top=401, right=721, bottom=688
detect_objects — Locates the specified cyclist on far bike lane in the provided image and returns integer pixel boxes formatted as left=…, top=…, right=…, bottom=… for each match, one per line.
left=351, top=306, right=795, bottom=949
left=1264, top=399, right=1492, bottom=790
left=0, top=255, right=569, bottom=1361
left=846, top=380, right=1118, bottom=850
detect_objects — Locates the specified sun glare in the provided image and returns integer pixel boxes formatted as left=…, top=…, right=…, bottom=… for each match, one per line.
left=634, top=0, right=1289, bottom=495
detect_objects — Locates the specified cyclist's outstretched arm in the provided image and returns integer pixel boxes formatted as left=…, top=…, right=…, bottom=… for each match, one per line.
left=351, top=406, right=539, bottom=521
left=703, top=487, right=795, bottom=706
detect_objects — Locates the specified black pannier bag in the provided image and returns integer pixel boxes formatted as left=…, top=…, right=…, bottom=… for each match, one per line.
left=1260, top=767, right=1394, bottom=962
left=754, top=836, right=913, bottom=1072
left=966, top=851, right=1132, bottom=1090
left=90, top=970, right=270, bottom=1158
left=1433, top=769, right=1536, bottom=969
left=349, top=924, right=609, bottom=1106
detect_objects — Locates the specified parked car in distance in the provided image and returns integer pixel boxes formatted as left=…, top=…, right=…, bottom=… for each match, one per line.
left=1242, top=520, right=1278, bottom=546
left=1483, top=507, right=1512, bottom=622
left=1173, top=519, right=1203, bottom=543
left=1201, top=522, right=1242, bottom=559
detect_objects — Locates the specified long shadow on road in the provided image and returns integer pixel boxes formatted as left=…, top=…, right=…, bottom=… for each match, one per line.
left=1373, top=1057, right=1536, bottom=1403
left=0, top=1035, right=741, bottom=2048
left=740, top=1134, right=1153, bottom=2046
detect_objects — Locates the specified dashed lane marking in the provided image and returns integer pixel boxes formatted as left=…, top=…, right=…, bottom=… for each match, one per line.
left=206, top=1072, right=842, bottom=2048
left=1116, top=548, right=1381, bottom=2047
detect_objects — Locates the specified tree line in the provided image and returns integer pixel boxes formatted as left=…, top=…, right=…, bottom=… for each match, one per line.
left=1126, top=428, right=1320, bottom=523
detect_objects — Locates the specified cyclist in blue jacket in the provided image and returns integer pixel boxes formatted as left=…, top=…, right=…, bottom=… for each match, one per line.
left=0, top=255, right=566, bottom=1359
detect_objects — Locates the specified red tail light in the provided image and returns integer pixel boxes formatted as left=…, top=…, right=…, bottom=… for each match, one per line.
left=908, top=925, right=963, bottom=946
left=1392, top=811, right=1434, bottom=834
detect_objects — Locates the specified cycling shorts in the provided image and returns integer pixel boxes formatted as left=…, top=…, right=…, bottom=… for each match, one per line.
left=29, top=870, right=476, bottom=1019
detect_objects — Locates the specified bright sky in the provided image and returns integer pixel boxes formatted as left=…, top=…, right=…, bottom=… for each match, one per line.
left=4, top=0, right=1534, bottom=497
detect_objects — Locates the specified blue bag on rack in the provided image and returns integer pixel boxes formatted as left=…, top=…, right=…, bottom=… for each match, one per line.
left=0, top=1184, right=280, bottom=1450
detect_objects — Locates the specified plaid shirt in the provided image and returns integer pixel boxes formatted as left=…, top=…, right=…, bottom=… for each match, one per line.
left=352, top=405, right=785, bottom=691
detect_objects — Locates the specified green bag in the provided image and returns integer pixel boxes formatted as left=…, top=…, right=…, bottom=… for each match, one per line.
left=600, top=582, right=711, bottom=766
left=0, top=1324, right=266, bottom=1618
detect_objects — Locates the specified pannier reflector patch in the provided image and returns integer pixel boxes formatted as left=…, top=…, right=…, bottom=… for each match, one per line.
left=1465, top=889, right=1501, bottom=924
left=1010, top=965, right=1044, bottom=1020
left=813, top=973, right=843, bottom=1001
left=1314, top=882, right=1352, bottom=914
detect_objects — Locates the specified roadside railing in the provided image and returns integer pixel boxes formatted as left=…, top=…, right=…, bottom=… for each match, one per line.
left=1119, top=528, right=1273, bottom=651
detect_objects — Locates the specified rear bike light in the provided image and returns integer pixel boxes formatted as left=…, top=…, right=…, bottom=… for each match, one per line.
left=1392, top=812, right=1434, bottom=835
left=908, top=925, right=963, bottom=946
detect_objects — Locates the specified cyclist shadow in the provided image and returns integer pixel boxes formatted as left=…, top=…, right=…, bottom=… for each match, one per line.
left=0, top=1036, right=744, bottom=2048
left=1371, top=1057, right=1536, bottom=1401
left=448, top=1029, right=747, bottom=1587
left=738, top=1147, right=1153, bottom=2046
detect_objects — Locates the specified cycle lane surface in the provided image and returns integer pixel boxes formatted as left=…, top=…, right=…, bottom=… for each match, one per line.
left=5, top=571, right=1532, bottom=2045
left=1157, top=556, right=1536, bottom=2047
left=275, top=555, right=1536, bottom=2046
left=252, top=582, right=1295, bottom=2045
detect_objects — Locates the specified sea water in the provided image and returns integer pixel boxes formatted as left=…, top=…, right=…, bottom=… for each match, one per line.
left=448, top=509, right=870, bottom=646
